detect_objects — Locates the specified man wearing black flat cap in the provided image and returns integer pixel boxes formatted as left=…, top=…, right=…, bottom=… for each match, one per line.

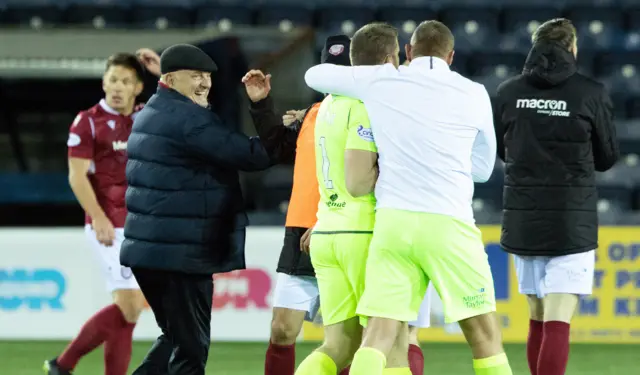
left=121, top=43, right=274, bottom=375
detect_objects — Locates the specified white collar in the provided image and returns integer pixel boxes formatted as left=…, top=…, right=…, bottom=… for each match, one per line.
left=410, top=56, right=451, bottom=71
left=99, top=99, right=120, bottom=115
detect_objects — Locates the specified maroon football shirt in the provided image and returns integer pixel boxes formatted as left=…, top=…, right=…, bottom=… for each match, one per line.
left=67, top=99, right=141, bottom=228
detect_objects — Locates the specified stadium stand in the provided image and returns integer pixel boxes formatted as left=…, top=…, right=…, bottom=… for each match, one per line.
left=1, top=0, right=640, bottom=225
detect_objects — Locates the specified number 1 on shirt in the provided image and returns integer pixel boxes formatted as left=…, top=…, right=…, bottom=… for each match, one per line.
left=319, top=136, right=333, bottom=189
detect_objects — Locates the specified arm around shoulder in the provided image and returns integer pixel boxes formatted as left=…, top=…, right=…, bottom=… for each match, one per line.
left=184, top=113, right=271, bottom=172
left=304, top=64, right=379, bottom=99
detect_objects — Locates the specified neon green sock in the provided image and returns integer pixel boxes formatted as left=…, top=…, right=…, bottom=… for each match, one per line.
left=383, top=367, right=412, bottom=374
left=350, top=347, right=386, bottom=375
left=472, top=353, right=513, bottom=375
left=294, top=351, right=337, bottom=375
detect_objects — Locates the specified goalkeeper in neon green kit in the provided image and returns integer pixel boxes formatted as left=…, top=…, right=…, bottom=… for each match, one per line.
left=295, top=24, right=432, bottom=375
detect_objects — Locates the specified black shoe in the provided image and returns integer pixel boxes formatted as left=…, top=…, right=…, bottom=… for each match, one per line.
left=43, top=358, right=72, bottom=375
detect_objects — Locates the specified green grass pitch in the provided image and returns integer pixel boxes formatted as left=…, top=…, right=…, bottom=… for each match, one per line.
left=2, top=341, right=636, bottom=374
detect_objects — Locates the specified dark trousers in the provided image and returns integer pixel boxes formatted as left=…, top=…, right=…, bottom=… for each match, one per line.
left=131, top=268, right=213, bottom=375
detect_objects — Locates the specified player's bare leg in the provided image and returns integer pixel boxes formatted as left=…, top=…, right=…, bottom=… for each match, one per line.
left=349, top=317, right=404, bottom=375
left=386, top=323, right=410, bottom=371
left=114, top=288, right=146, bottom=322
left=295, top=316, right=362, bottom=374
left=458, top=312, right=513, bottom=375
left=536, top=293, right=579, bottom=375
left=265, top=307, right=307, bottom=375
left=525, top=295, right=544, bottom=375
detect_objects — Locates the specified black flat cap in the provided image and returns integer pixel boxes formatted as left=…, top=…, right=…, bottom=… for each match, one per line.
left=160, top=44, right=218, bottom=75
left=321, top=35, right=351, bottom=66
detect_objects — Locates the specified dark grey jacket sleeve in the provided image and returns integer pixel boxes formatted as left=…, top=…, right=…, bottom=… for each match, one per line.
left=591, top=87, right=619, bottom=172
left=248, top=96, right=304, bottom=165
left=183, top=116, right=271, bottom=172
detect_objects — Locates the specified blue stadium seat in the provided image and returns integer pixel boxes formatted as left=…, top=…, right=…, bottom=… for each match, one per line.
left=597, top=201, right=623, bottom=225
left=622, top=32, right=640, bottom=51
left=498, top=30, right=535, bottom=54
left=619, top=138, right=640, bottom=156
left=450, top=52, right=469, bottom=75
left=440, top=6, right=499, bottom=32
left=3, top=0, right=63, bottom=28
left=595, top=52, right=640, bottom=77
left=441, top=7, right=499, bottom=52
left=468, top=52, right=526, bottom=77
left=474, top=183, right=503, bottom=210
left=566, top=7, right=625, bottom=51
left=317, top=4, right=375, bottom=35
left=628, top=96, right=640, bottom=118
left=502, top=6, right=561, bottom=34
left=473, top=199, right=501, bottom=225
left=65, top=0, right=130, bottom=29
left=254, top=166, right=293, bottom=212
left=611, top=94, right=630, bottom=119
left=475, top=65, right=519, bottom=96
left=194, top=4, right=253, bottom=29
left=618, top=212, right=640, bottom=226
left=131, top=0, right=192, bottom=29
left=628, top=7, right=640, bottom=31
left=600, top=65, right=640, bottom=95
left=575, top=52, right=595, bottom=76
left=378, top=6, right=437, bottom=48
left=596, top=163, right=638, bottom=206
left=563, top=0, right=621, bottom=5
left=256, top=4, right=313, bottom=28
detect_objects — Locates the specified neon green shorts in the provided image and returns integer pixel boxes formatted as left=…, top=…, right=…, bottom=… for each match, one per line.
left=310, top=232, right=372, bottom=326
left=356, top=209, right=496, bottom=324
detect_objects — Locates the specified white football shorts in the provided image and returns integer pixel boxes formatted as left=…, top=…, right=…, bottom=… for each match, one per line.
left=513, top=250, right=596, bottom=298
left=85, top=224, right=139, bottom=292
left=272, top=272, right=432, bottom=327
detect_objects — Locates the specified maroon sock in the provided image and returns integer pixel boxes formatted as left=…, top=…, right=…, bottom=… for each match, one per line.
left=104, top=321, right=136, bottom=375
left=408, top=344, right=424, bottom=375
left=339, top=365, right=350, bottom=375
left=537, top=321, right=571, bottom=375
left=264, top=342, right=295, bottom=375
left=527, top=320, right=544, bottom=375
left=57, top=304, right=126, bottom=371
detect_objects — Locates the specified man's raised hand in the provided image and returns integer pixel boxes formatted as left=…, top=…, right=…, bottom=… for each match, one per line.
left=282, top=109, right=306, bottom=126
left=242, top=69, right=272, bottom=103
left=136, top=48, right=161, bottom=77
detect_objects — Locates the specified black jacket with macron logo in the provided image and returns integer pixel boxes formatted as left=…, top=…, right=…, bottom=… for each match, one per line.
left=493, top=42, right=620, bottom=257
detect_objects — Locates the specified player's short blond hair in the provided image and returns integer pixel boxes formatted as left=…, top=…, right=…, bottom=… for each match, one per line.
left=350, top=22, right=399, bottom=66
left=410, top=20, right=455, bottom=59
left=532, top=18, right=577, bottom=50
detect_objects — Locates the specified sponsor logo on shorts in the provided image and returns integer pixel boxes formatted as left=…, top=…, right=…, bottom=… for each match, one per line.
left=463, top=289, right=488, bottom=309
left=356, top=125, right=375, bottom=142
left=325, top=193, right=346, bottom=208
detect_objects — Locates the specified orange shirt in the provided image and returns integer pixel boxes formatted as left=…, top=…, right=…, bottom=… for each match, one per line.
left=285, top=102, right=321, bottom=228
